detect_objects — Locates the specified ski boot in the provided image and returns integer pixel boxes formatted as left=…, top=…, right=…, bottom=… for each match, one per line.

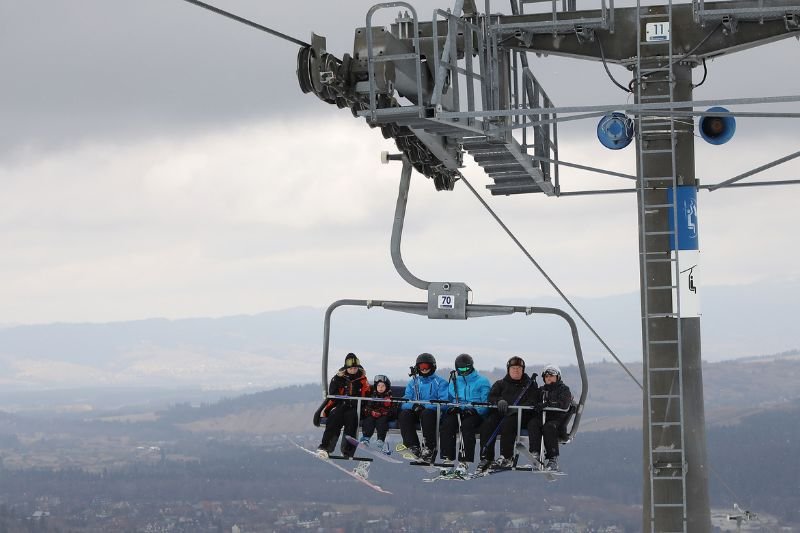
left=420, top=447, right=436, bottom=464
left=477, top=458, right=493, bottom=472
left=315, top=448, right=329, bottom=460
left=530, top=451, right=542, bottom=470
left=359, top=436, right=370, bottom=447
left=400, top=445, right=421, bottom=461
left=545, top=457, right=559, bottom=471
left=439, top=458, right=455, bottom=475
left=454, top=462, right=469, bottom=478
left=375, top=439, right=388, bottom=454
left=493, top=456, right=513, bottom=469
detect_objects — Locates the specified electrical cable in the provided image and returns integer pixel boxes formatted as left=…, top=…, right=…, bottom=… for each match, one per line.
left=178, top=0, right=310, bottom=48
left=633, top=23, right=721, bottom=90
left=693, top=58, right=709, bottom=88
left=597, top=37, right=632, bottom=93
left=672, top=23, right=722, bottom=66
left=459, top=176, right=643, bottom=390
left=709, top=465, right=751, bottom=507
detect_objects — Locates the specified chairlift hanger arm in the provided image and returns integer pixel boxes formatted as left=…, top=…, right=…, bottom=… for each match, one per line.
left=391, top=157, right=429, bottom=290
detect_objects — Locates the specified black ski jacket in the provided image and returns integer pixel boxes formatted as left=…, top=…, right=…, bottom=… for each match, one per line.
left=537, top=379, right=573, bottom=423
left=323, top=366, right=370, bottom=415
left=487, top=373, right=538, bottom=415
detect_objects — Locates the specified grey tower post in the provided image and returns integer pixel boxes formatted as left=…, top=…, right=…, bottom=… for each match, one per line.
left=498, top=3, right=799, bottom=530
left=636, top=58, right=707, bottom=531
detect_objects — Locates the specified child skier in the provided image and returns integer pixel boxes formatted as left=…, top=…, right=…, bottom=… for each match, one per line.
left=360, top=374, right=395, bottom=454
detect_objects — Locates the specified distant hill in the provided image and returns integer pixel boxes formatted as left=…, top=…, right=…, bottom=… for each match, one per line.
left=0, top=278, right=797, bottom=390
left=0, top=394, right=796, bottom=527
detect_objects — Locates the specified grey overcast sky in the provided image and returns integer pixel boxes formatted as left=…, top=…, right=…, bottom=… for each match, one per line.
left=1, top=0, right=799, bottom=326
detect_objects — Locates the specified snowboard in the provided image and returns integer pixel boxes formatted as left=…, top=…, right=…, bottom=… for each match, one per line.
left=290, top=440, right=393, bottom=494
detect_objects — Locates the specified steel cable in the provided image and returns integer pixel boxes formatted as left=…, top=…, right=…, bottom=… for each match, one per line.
left=460, top=176, right=643, bottom=390
left=179, top=0, right=310, bottom=47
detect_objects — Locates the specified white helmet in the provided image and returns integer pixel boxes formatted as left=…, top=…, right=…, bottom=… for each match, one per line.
left=542, top=364, right=561, bottom=378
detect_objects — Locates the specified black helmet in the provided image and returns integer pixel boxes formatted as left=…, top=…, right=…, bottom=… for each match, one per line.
left=415, top=352, right=437, bottom=373
left=343, top=353, right=361, bottom=369
left=373, top=375, right=391, bottom=389
left=506, top=356, right=526, bottom=371
left=454, top=353, right=474, bottom=376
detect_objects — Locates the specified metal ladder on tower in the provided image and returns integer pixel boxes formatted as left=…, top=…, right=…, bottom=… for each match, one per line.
left=634, top=0, right=689, bottom=530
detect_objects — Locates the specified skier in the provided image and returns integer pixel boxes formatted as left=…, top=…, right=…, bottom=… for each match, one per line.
left=526, top=364, right=573, bottom=471
left=359, top=374, right=395, bottom=454
left=316, top=353, right=371, bottom=459
left=440, top=353, right=491, bottom=467
left=477, top=356, right=538, bottom=472
left=398, top=352, right=449, bottom=463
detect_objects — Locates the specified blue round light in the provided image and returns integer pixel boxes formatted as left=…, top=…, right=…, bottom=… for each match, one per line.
left=597, top=112, right=634, bottom=150
left=699, top=106, right=736, bottom=145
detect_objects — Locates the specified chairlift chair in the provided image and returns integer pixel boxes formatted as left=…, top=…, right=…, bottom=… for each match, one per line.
left=312, top=156, right=588, bottom=461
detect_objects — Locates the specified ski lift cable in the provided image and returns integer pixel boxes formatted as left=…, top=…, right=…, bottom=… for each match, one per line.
left=178, top=0, right=310, bottom=48
left=709, top=465, right=752, bottom=512
left=459, top=175, right=644, bottom=390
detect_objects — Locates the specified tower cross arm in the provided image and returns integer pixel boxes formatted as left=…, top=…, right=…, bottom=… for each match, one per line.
left=496, top=1, right=800, bottom=64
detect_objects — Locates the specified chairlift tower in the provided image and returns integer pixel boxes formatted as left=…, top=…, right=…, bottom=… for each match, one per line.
left=291, top=0, right=800, bottom=530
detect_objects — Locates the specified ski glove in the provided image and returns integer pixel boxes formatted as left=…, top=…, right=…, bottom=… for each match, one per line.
left=412, top=404, right=425, bottom=415
left=497, top=399, right=508, bottom=416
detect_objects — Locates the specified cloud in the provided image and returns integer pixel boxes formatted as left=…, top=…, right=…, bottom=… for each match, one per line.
left=2, top=109, right=799, bottom=326
left=1, top=1, right=799, bottom=326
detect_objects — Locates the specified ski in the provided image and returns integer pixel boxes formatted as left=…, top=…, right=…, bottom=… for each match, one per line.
left=344, top=436, right=403, bottom=464
left=421, top=460, right=482, bottom=482
left=422, top=468, right=474, bottom=482
left=290, top=440, right=393, bottom=494
left=471, top=465, right=519, bottom=478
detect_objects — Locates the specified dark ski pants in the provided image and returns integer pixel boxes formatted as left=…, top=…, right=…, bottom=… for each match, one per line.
left=361, top=415, right=390, bottom=441
left=319, top=405, right=359, bottom=457
left=440, top=411, right=483, bottom=463
left=479, top=412, right=531, bottom=461
left=526, top=415, right=563, bottom=459
left=398, top=408, right=438, bottom=450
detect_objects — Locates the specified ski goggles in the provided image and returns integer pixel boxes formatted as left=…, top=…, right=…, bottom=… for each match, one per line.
left=373, top=375, right=389, bottom=384
left=456, top=366, right=472, bottom=374
left=417, top=363, right=432, bottom=371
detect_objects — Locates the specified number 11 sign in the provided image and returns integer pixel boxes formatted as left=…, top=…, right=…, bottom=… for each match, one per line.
left=646, top=22, right=671, bottom=42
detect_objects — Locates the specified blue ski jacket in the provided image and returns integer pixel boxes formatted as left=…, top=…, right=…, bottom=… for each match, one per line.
left=447, top=371, right=491, bottom=416
left=401, top=373, right=449, bottom=411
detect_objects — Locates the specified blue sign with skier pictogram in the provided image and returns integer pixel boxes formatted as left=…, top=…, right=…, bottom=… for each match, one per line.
left=668, top=186, right=699, bottom=251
